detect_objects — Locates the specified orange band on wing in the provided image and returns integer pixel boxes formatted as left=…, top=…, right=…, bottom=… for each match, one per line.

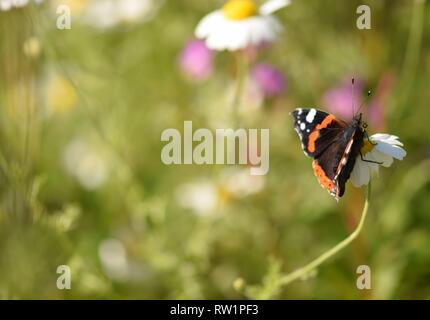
left=308, top=114, right=336, bottom=153
left=312, top=160, right=335, bottom=193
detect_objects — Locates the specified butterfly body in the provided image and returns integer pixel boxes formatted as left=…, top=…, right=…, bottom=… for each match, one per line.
left=291, top=108, right=365, bottom=201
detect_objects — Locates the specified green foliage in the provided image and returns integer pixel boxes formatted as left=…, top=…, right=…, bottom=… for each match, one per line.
left=0, top=0, right=429, bottom=299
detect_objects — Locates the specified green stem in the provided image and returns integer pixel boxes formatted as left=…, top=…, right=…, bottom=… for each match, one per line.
left=401, top=0, right=424, bottom=83
left=231, top=52, right=247, bottom=127
left=278, top=182, right=372, bottom=287
left=392, top=0, right=424, bottom=126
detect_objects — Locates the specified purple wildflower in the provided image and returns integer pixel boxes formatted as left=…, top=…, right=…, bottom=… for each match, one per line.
left=178, top=39, right=214, bottom=82
left=251, top=63, right=286, bottom=98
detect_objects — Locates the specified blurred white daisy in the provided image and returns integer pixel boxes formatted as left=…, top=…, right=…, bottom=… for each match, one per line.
left=220, top=168, right=266, bottom=198
left=0, top=0, right=43, bottom=11
left=195, top=0, right=290, bottom=51
left=98, top=238, right=129, bottom=281
left=63, top=138, right=110, bottom=190
left=351, top=134, right=406, bottom=187
left=98, top=238, right=152, bottom=283
left=176, top=181, right=219, bottom=216
left=81, top=0, right=162, bottom=29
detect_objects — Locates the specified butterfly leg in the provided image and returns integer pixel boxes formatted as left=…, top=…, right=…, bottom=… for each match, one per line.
left=364, top=130, right=377, bottom=146
left=360, top=152, right=383, bottom=164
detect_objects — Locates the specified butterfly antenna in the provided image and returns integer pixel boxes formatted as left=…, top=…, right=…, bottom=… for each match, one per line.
left=351, top=78, right=355, bottom=118
left=356, top=90, right=372, bottom=115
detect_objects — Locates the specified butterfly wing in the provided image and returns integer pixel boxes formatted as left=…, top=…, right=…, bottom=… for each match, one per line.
left=291, top=108, right=362, bottom=200
left=291, top=108, right=348, bottom=158
left=331, top=125, right=365, bottom=199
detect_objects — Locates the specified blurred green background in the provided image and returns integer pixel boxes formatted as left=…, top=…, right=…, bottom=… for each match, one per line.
left=0, top=0, right=429, bottom=299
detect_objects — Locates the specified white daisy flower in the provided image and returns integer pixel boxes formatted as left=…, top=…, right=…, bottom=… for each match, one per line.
left=351, top=133, right=406, bottom=187
left=63, top=137, right=110, bottom=190
left=195, top=0, right=290, bottom=51
left=220, top=168, right=266, bottom=198
left=0, top=0, right=42, bottom=11
left=85, top=0, right=162, bottom=29
left=175, top=181, right=219, bottom=216
left=98, top=238, right=129, bottom=281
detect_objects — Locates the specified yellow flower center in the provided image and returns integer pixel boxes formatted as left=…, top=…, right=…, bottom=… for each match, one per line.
left=361, top=138, right=376, bottom=155
left=222, top=0, right=257, bottom=20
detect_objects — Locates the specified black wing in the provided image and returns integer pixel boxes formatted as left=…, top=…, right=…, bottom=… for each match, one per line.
left=291, top=108, right=348, bottom=158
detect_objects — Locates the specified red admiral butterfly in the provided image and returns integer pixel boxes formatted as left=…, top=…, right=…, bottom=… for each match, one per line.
left=291, top=107, right=378, bottom=201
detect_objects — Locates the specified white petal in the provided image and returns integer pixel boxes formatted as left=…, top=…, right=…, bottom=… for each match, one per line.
left=201, top=16, right=281, bottom=51
left=371, top=149, right=394, bottom=167
left=206, top=20, right=247, bottom=50
left=360, top=152, right=380, bottom=174
left=262, top=15, right=283, bottom=34
left=350, top=133, right=406, bottom=187
left=370, top=133, right=403, bottom=146
left=362, top=148, right=393, bottom=167
left=369, top=133, right=406, bottom=160
left=370, top=133, right=398, bottom=141
left=246, top=16, right=279, bottom=45
left=259, top=0, right=291, bottom=15
left=371, top=163, right=380, bottom=176
left=0, top=0, right=12, bottom=10
left=374, top=141, right=406, bottom=160
left=350, top=158, right=371, bottom=187
left=248, top=19, right=266, bottom=45
left=195, top=11, right=224, bottom=39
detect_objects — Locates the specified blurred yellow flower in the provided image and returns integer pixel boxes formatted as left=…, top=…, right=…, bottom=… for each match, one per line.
left=23, top=36, right=41, bottom=59
left=47, top=75, right=77, bottom=113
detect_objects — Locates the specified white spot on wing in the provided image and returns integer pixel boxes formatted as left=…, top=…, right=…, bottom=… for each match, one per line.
left=300, top=123, right=306, bottom=131
left=345, top=139, right=353, bottom=153
left=306, top=109, right=317, bottom=123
